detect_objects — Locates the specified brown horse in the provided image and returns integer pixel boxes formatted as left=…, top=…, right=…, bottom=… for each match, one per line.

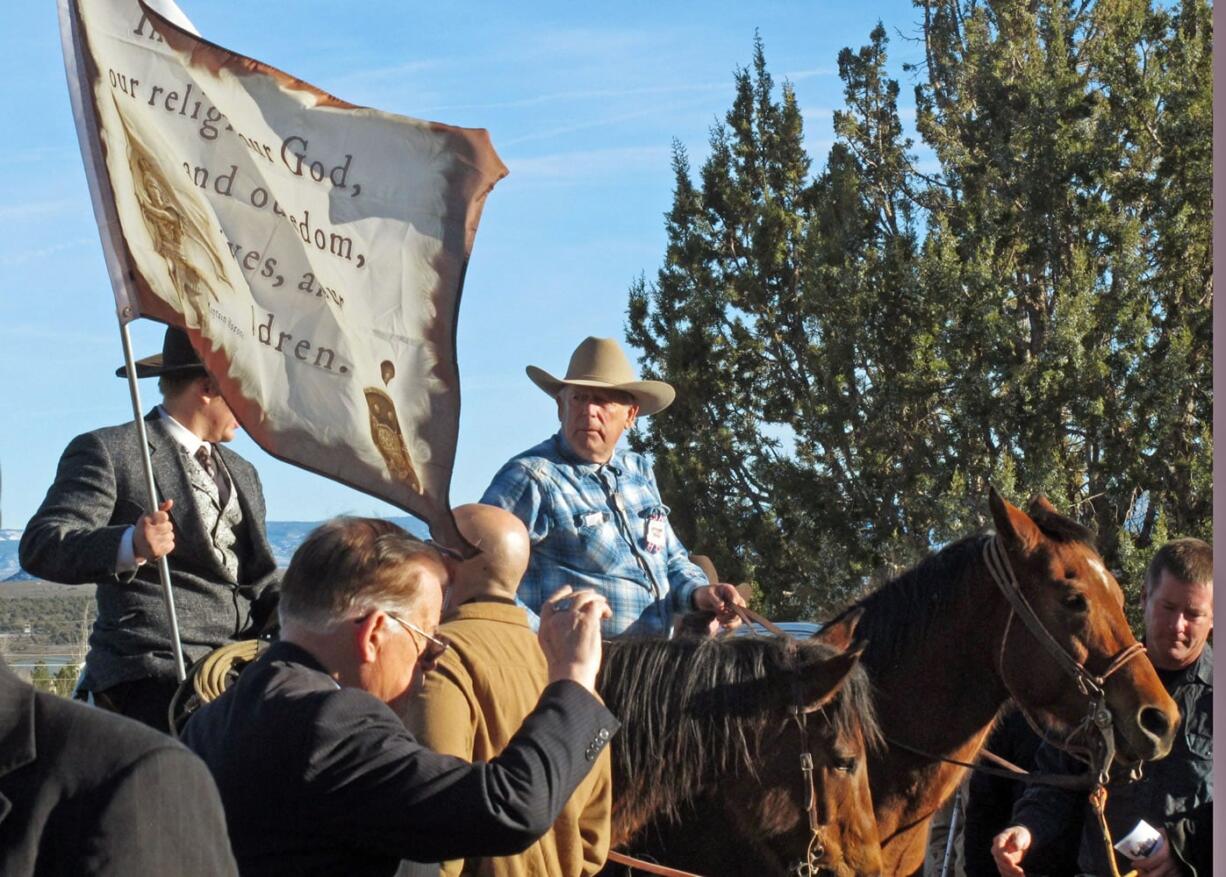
left=830, top=489, right=1179, bottom=875
left=598, top=615, right=882, bottom=876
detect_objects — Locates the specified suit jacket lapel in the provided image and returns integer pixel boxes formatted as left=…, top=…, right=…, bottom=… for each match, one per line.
left=144, top=412, right=214, bottom=567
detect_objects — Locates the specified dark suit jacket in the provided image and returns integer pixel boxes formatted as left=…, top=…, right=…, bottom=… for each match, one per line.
left=0, top=662, right=237, bottom=876
left=182, top=641, right=619, bottom=877
left=19, top=409, right=279, bottom=690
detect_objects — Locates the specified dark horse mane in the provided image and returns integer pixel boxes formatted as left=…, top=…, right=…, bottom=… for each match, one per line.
left=831, top=505, right=1096, bottom=676
left=600, top=635, right=880, bottom=830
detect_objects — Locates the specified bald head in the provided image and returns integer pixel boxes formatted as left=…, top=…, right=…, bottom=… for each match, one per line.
left=450, top=504, right=531, bottom=604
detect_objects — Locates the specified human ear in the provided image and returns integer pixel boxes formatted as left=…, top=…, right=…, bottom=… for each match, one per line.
left=354, top=613, right=386, bottom=664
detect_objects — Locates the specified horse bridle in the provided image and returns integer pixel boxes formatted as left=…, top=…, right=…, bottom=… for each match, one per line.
left=983, top=535, right=1146, bottom=786
left=607, top=604, right=830, bottom=877
left=788, top=702, right=828, bottom=877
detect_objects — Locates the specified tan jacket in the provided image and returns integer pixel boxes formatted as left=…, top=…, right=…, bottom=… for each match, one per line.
left=403, top=600, right=613, bottom=877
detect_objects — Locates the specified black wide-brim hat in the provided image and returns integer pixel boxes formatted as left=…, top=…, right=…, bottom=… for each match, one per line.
left=115, top=327, right=207, bottom=379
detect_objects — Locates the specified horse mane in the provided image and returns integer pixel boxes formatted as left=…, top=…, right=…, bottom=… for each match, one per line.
left=834, top=505, right=1097, bottom=676
left=601, top=635, right=880, bottom=831
left=831, top=534, right=989, bottom=676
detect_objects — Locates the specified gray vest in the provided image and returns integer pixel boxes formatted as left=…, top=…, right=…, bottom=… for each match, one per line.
left=185, top=445, right=244, bottom=582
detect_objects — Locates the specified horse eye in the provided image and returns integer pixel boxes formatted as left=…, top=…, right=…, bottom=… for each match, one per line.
left=833, top=756, right=857, bottom=773
left=1063, top=592, right=1088, bottom=612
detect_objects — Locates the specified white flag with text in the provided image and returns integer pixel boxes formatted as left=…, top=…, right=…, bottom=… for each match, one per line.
left=60, top=0, right=507, bottom=550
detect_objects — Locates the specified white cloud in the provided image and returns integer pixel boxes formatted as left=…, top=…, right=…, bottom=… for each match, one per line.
left=0, top=238, right=93, bottom=267
left=0, top=200, right=80, bottom=221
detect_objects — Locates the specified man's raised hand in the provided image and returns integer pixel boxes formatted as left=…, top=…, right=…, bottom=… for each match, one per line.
left=539, top=586, right=611, bottom=695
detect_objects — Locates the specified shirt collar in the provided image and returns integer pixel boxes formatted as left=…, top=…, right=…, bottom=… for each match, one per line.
left=1160, top=643, right=1213, bottom=688
left=1190, top=642, right=1213, bottom=686
left=551, top=431, right=624, bottom=476
left=157, top=405, right=208, bottom=456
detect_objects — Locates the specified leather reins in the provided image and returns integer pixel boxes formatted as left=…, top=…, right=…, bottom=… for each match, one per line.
left=607, top=603, right=826, bottom=877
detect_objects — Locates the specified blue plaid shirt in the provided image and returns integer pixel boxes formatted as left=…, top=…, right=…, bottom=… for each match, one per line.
left=481, top=433, right=709, bottom=636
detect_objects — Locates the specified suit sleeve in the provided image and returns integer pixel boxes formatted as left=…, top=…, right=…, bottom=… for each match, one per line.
left=85, top=745, right=239, bottom=876
left=19, top=431, right=134, bottom=584
left=314, top=680, right=619, bottom=863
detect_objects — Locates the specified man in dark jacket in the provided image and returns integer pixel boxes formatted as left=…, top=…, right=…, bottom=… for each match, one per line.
left=992, top=538, right=1213, bottom=877
left=19, top=327, right=279, bottom=731
left=0, top=658, right=236, bottom=876
left=183, top=517, right=619, bottom=877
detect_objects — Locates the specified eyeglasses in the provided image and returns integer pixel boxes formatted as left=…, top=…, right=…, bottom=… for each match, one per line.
left=385, top=611, right=450, bottom=659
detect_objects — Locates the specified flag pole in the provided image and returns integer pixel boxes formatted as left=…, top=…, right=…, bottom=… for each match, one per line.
left=119, top=325, right=187, bottom=683
left=60, top=0, right=186, bottom=682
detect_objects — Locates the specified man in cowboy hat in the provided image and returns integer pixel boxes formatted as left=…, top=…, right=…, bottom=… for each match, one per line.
left=20, top=326, right=279, bottom=732
left=481, top=336, right=744, bottom=636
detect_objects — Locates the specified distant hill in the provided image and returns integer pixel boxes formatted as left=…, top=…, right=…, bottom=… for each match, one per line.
left=1, top=516, right=430, bottom=584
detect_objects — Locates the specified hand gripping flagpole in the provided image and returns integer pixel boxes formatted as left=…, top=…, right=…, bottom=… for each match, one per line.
left=60, top=0, right=187, bottom=682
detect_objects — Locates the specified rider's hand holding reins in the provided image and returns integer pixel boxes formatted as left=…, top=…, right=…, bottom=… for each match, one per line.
left=692, top=583, right=746, bottom=629
left=539, top=586, right=611, bottom=696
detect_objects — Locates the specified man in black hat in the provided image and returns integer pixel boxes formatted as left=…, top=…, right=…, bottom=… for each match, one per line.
left=20, top=326, right=279, bottom=732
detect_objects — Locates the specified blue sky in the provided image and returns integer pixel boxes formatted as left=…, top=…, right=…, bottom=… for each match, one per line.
left=2, top=0, right=924, bottom=531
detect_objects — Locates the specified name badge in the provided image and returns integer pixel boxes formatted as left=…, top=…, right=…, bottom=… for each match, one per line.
left=645, top=510, right=667, bottom=553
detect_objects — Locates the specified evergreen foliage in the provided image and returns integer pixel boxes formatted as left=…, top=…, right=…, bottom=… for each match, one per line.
left=628, top=4, right=1211, bottom=625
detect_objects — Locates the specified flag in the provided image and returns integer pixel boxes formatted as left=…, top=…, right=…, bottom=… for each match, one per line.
left=59, top=0, right=508, bottom=552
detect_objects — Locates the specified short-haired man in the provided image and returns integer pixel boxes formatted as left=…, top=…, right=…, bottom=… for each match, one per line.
left=992, top=538, right=1213, bottom=877
left=20, top=327, right=278, bottom=731
left=183, top=517, right=619, bottom=877
left=403, top=504, right=613, bottom=876
left=481, top=336, right=744, bottom=636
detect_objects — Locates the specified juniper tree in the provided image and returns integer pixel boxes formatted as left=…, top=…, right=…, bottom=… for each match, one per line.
left=629, top=7, right=1211, bottom=621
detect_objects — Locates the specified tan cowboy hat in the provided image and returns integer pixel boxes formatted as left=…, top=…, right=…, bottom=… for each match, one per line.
left=527, top=337, right=675, bottom=416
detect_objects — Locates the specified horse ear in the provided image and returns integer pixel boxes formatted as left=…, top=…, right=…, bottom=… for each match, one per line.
left=1028, top=495, right=1059, bottom=516
left=815, top=607, right=864, bottom=651
left=794, top=647, right=864, bottom=714
left=988, top=486, right=1042, bottom=552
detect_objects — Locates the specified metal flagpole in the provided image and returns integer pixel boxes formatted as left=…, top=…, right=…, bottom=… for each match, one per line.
left=119, top=323, right=188, bottom=683
left=939, top=788, right=962, bottom=877
left=60, top=0, right=188, bottom=683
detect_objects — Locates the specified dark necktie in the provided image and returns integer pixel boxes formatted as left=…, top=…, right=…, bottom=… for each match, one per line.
left=195, top=444, right=231, bottom=508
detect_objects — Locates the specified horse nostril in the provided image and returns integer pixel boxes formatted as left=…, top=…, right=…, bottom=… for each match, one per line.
left=1138, top=705, right=1173, bottom=743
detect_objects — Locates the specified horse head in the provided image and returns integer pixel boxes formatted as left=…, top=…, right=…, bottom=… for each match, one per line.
left=601, top=621, right=882, bottom=877
left=988, top=487, right=1178, bottom=766
left=720, top=611, right=882, bottom=877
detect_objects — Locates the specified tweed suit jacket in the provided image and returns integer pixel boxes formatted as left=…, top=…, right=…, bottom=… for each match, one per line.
left=19, top=409, right=279, bottom=691
left=183, top=641, right=620, bottom=877
left=0, top=661, right=237, bottom=876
